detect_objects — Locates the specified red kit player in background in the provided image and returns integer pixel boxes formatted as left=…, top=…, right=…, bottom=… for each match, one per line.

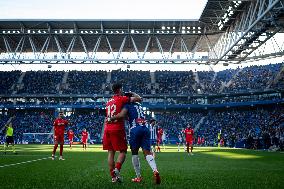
left=67, top=129, right=74, bottom=149
left=103, top=83, right=141, bottom=183
left=156, top=126, right=163, bottom=152
left=81, top=128, right=88, bottom=150
left=183, top=124, right=194, bottom=156
left=52, top=111, right=68, bottom=160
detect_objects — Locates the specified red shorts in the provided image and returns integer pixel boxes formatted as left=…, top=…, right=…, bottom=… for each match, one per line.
left=82, top=138, right=87, bottom=144
left=186, top=140, right=193, bottom=145
left=54, top=134, right=64, bottom=144
left=103, top=129, right=127, bottom=151
left=69, top=138, right=73, bottom=142
left=156, top=138, right=162, bottom=144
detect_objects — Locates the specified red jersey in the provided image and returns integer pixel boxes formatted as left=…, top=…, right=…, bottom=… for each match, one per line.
left=197, top=136, right=201, bottom=144
left=105, top=95, right=130, bottom=130
left=68, top=130, right=74, bottom=140
left=201, top=137, right=205, bottom=144
left=82, top=131, right=88, bottom=140
left=157, top=128, right=163, bottom=139
left=54, top=118, right=68, bottom=136
left=184, top=128, right=194, bottom=141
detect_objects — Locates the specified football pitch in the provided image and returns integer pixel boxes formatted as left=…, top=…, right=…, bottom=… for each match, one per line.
left=1, top=145, right=283, bottom=189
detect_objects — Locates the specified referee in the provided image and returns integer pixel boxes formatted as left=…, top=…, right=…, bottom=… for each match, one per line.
left=4, top=123, right=16, bottom=154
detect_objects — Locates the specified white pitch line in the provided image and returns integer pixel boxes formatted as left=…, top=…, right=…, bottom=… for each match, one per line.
left=0, top=157, right=51, bottom=168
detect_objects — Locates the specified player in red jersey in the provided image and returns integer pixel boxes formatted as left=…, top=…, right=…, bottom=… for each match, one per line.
left=67, top=129, right=74, bottom=149
left=103, top=83, right=142, bottom=183
left=156, top=126, right=163, bottom=152
left=201, top=136, right=205, bottom=146
left=197, top=136, right=201, bottom=146
left=183, top=124, right=194, bottom=156
left=81, top=128, right=88, bottom=150
left=52, top=111, right=68, bottom=160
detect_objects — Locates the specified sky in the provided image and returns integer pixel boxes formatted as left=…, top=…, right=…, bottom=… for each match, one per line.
left=0, top=0, right=207, bottom=20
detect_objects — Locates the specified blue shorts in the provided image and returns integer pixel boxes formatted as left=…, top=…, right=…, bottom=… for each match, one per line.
left=129, top=126, right=151, bottom=151
left=150, top=139, right=156, bottom=146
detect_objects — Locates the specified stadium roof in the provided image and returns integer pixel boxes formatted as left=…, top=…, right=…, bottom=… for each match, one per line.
left=0, top=20, right=211, bottom=53
left=0, top=0, right=283, bottom=64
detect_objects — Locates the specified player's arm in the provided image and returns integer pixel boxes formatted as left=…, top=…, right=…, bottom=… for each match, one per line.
left=53, top=121, right=56, bottom=138
left=109, top=108, right=128, bottom=122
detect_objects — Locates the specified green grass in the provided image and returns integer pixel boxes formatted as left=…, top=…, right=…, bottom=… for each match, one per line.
left=0, top=145, right=284, bottom=189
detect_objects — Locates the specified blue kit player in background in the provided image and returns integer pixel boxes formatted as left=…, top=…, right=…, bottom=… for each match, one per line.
left=109, top=92, right=161, bottom=184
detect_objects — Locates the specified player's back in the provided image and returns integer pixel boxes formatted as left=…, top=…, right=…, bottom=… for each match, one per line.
left=105, top=95, right=129, bottom=130
left=124, top=102, right=146, bottom=128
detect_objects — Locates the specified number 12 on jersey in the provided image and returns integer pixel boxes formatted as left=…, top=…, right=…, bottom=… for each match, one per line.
left=107, top=104, right=117, bottom=118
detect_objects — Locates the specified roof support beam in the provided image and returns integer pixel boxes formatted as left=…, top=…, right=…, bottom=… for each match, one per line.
left=211, top=0, right=284, bottom=64
left=91, top=35, right=102, bottom=59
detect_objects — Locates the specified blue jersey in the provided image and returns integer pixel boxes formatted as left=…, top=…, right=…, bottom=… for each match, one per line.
left=123, top=102, right=146, bottom=128
left=123, top=102, right=151, bottom=151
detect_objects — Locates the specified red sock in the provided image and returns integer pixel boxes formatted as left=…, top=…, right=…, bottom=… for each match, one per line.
left=60, top=144, right=63, bottom=156
left=110, top=169, right=115, bottom=177
left=52, top=144, right=58, bottom=155
left=115, top=162, right=122, bottom=171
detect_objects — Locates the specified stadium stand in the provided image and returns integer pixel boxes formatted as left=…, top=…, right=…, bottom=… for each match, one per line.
left=62, top=70, right=107, bottom=94
left=0, top=71, right=22, bottom=94
left=155, top=71, right=195, bottom=95
left=110, top=70, right=152, bottom=94
left=17, top=71, right=64, bottom=94
left=1, top=63, right=282, bottom=95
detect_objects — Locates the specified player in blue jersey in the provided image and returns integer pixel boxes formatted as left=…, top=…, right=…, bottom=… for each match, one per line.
left=109, top=93, right=161, bottom=184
